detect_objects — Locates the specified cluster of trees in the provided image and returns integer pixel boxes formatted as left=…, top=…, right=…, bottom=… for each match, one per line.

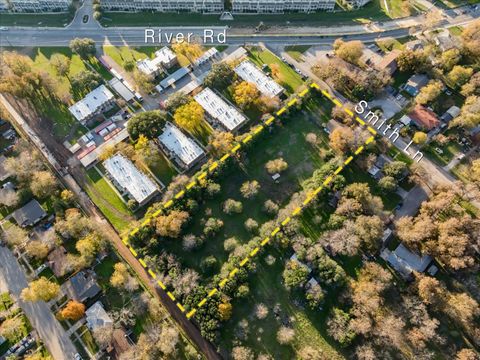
left=333, top=39, right=364, bottom=65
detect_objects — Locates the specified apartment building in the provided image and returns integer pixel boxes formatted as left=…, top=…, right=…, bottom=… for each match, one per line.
left=136, top=46, right=178, bottom=78
left=0, top=0, right=9, bottom=11
left=234, top=60, right=284, bottom=98
left=232, top=0, right=335, bottom=13
left=194, top=87, right=247, bottom=132
left=348, top=0, right=371, bottom=7
left=6, top=0, right=71, bottom=12
left=100, top=0, right=223, bottom=13
left=68, top=85, right=115, bottom=124
left=104, top=154, right=158, bottom=206
left=158, top=122, right=205, bottom=169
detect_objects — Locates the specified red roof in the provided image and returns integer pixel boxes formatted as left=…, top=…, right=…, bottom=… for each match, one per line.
left=408, top=105, right=440, bottom=131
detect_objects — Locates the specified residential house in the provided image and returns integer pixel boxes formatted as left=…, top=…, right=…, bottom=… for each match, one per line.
left=85, top=301, right=113, bottom=331
left=375, top=49, right=401, bottom=75
left=234, top=60, right=284, bottom=98
left=408, top=105, right=441, bottom=131
left=194, top=87, right=248, bottom=132
left=12, top=199, right=47, bottom=227
left=470, top=126, right=480, bottom=145
left=381, top=243, right=436, bottom=280
left=405, top=40, right=424, bottom=51
left=0, top=155, right=12, bottom=182
left=434, top=29, right=457, bottom=51
left=403, top=74, right=429, bottom=97
left=103, top=154, right=159, bottom=206
left=107, top=327, right=133, bottom=359
left=68, top=85, right=115, bottom=125
left=136, top=46, right=177, bottom=78
left=440, top=105, right=460, bottom=123
left=63, top=270, right=101, bottom=303
left=0, top=0, right=9, bottom=11
left=158, top=123, right=205, bottom=169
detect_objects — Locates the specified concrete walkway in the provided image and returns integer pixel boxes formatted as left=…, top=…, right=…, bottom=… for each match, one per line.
left=0, top=246, right=78, bottom=360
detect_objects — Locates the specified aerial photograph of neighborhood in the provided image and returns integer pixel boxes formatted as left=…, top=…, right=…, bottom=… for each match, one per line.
left=0, top=0, right=479, bottom=359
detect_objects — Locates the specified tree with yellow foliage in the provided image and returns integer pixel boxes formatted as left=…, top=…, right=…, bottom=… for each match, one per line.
left=233, top=81, right=259, bottom=109
left=172, top=41, right=204, bottom=63
left=174, top=101, right=205, bottom=133
left=58, top=300, right=86, bottom=321
left=21, top=277, right=60, bottom=302
left=218, top=302, right=233, bottom=321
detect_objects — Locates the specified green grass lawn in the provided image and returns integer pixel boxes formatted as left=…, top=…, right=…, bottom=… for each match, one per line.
left=423, top=142, right=462, bottom=166
left=101, top=1, right=388, bottom=27
left=0, top=13, right=73, bottom=27
left=285, top=45, right=311, bottom=62
left=248, top=47, right=304, bottom=94
left=379, top=0, right=418, bottom=18
left=84, top=167, right=133, bottom=233
left=103, top=45, right=158, bottom=72
left=375, top=36, right=412, bottom=52
left=145, top=154, right=178, bottom=186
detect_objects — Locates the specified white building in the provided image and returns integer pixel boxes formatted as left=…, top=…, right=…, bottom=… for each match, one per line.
left=136, top=46, right=178, bottom=77
left=100, top=0, right=223, bottom=13
left=234, top=60, right=284, bottom=98
left=68, top=85, right=115, bottom=124
left=232, top=0, right=335, bottom=13
left=8, top=0, right=71, bottom=12
left=158, top=123, right=205, bottom=168
left=0, top=0, right=9, bottom=11
left=348, top=0, right=371, bottom=7
left=85, top=302, right=114, bottom=331
left=104, top=154, right=158, bottom=206
left=194, top=87, right=247, bottom=132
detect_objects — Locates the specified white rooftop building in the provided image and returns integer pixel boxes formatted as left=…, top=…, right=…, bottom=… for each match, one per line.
left=158, top=123, right=205, bottom=168
left=232, top=0, right=335, bottom=12
left=136, top=46, right=178, bottom=77
left=68, top=85, right=115, bottom=124
left=85, top=302, right=113, bottom=331
left=7, top=0, right=71, bottom=12
left=99, top=0, right=223, bottom=13
left=234, top=60, right=284, bottom=98
left=104, top=154, right=158, bottom=206
left=194, top=88, right=247, bottom=132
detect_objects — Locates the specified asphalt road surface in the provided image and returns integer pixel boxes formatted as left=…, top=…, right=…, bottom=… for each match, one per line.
left=0, top=246, right=78, bottom=360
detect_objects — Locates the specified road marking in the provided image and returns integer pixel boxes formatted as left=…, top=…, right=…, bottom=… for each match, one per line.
left=139, top=259, right=147, bottom=268
left=167, top=292, right=176, bottom=301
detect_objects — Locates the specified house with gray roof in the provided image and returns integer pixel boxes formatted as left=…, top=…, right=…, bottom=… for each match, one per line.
left=12, top=199, right=46, bottom=227
left=63, top=270, right=101, bottom=303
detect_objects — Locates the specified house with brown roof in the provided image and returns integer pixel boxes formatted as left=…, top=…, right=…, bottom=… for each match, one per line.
left=47, top=246, right=69, bottom=278
left=106, top=327, right=133, bottom=358
left=408, top=105, right=440, bottom=131
left=375, top=49, right=401, bottom=75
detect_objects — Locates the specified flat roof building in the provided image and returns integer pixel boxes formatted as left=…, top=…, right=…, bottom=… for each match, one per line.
left=159, top=66, right=191, bottom=90
left=99, top=0, right=223, bottom=12
left=104, top=154, right=158, bottom=206
left=194, top=87, right=247, bottom=132
left=68, top=85, right=115, bottom=124
left=136, top=46, right=178, bottom=77
left=108, top=78, right=135, bottom=103
left=158, top=123, right=205, bottom=168
left=234, top=60, right=284, bottom=98
left=7, top=0, right=71, bottom=12
left=232, top=0, right=335, bottom=12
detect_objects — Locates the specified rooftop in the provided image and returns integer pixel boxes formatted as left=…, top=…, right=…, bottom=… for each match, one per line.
left=64, top=270, right=101, bottom=303
left=409, top=105, right=440, bottom=131
left=108, top=78, right=135, bottom=103
left=12, top=199, right=47, bottom=227
left=234, top=60, right=284, bottom=98
left=104, top=154, right=158, bottom=205
left=382, top=243, right=432, bottom=279
left=158, top=123, right=204, bottom=167
left=86, top=301, right=113, bottom=331
left=0, top=155, right=12, bottom=182
left=194, top=87, right=247, bottom=131
left=68, top=85, right=115, bottom=123
left=159, top=66, right=191, bottom=89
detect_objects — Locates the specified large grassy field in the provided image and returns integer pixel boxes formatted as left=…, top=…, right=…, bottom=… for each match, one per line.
left=101, top=1, right=389, bottom=27
left=84, top=167, right=134, bottom=233
left=0, top=13, right=73, bottom=27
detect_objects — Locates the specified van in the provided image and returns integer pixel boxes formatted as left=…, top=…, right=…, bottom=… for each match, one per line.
left=134, top=92, right=143, bottom=102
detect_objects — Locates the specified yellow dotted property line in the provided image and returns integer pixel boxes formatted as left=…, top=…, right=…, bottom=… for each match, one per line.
left=121, top=85, right=313, bottom=314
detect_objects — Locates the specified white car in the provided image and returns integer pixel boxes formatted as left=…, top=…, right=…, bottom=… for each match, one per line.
left=0, top=27, right=9, bottom=31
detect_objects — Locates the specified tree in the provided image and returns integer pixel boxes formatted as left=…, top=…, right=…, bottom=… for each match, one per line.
left=321, top=222, right=360, bottom=256
left=297, top=346, right=323, bottom=360
left=265, top=158, right=288, bottom=174
left=263, top=199, right=279, bottom=215
left=59, top=300, right=86, bottom=321
left=166, top=91, right=191, bottom=112
left=354, top=215, right=384, bottom=252
left=283, top=260, right=309, bottom=290
left=447, top=66, right=473, bottom=88
left=69, top=38, right=96, bottom=59
left=173, top=101, right=204, bottom=132
left=110, top=262, right=139, bottom=292
left=70, top=70, right=102, bottom=93
left=417, top=276, right=446, bottom=307
left=383, top=161, right=407, bottom=179
left=0, top=187, right=18, bottom=207
left=378, top=175, right=397, bottom=192
left=203, top=62, right=234, bottom=89
left=133, top=69, right=155, bottom=93
left=172, top=41, right=203, bottom=63
left=25, top=241, right=49, bottom=260
left=397, top=49, right=429, bottom=73
left=452, top=95, right=480, bottom=129
left=233, top=81, right=259, bottom=109
left=224, top=237, right=238, bottom=252
left=461, top=72, right=480, bottom=97
left=93, top=10, right=102, bottom=20
left=203, top=218, right=223, bottom=236
left=183, top=234, right=203, bottom=251
left=277, top=326, right=295, bottom=345
left=127, top=110, right=167, bottom=140
left=155, top=210, right=189, bottom=238
left=327, top=308, right=355, bottom=346
left=21, top=277, right=60, bottom=302
left=306, top=282, right=324, bottom=308
left=413, top=131, right=427, bottom=144
left=416, top=80, right=443, bottom=105
left=76, top=232, right=105, bottom=266
left=255, top=303, right=269, bottom=319
left=244, top=218, right=258, bottom=233
left=461, top=19, right=480, bottom=58
left=456, top=349, right=478, bottom=360
left=329, top=127, right=355, bottom=154
left=333, top=39, right=364, bottom=64
left=240, top=180, right=260, bottom=199
left=218, top=302, right=232, bottom=321
left=223, top=199, right=243, bottom=214
left=0, top=316, right=24, bottom=342
left=232, top=346, right=254, bottom=360
left=92, top=325, right=114, bottom=349
left=3, top=225, right=28, bottom=247
left=209, top=130, right=235, bottom=156
left=50, top=53, right=71, bottom=77
left=439, top=48, right=461, bottom=71
left=30, top=170, right=57, bottom=198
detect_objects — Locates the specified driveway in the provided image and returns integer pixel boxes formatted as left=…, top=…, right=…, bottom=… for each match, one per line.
left=0, top=247, right=78, bottom=360
left=394, top=185, right=429, bottom=219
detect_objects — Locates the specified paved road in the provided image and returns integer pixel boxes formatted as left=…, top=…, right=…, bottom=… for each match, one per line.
left=0, top=6, right=478, bottom=47
left=0, top=247, right=78, bottom=360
